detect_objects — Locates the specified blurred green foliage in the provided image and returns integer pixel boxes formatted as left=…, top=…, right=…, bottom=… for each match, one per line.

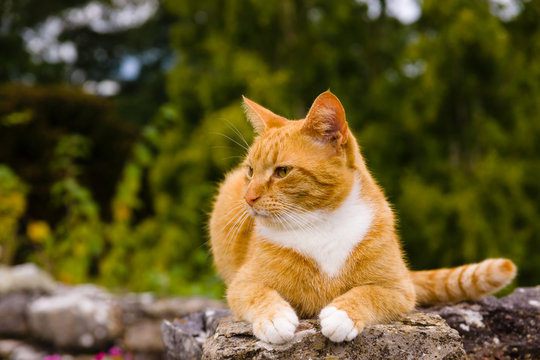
left=0, top=166, right=27, bottom=264
left=0, top=0, right=539, bottom=296
left=159, top=0, right=540, bottom=290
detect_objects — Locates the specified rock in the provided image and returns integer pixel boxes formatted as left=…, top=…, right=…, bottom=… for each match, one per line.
left=9, top=344, right=47, bottom=360
left=0, top=263, right=56, bottom=295
left=142, top=297, right=227, bottom=319
left=162, top=313, right=204, bottom=360
left=0, top=292, right=37, bottom=336
left=124, top=319, right=164, bottom=352
left=0, top=339, right=103, bottom=360
left=162, top=309, right=232, bottom=360
left=0, top=340, right=22, bottom=357
left=27, top=285, right=122, bottom=350
left=120, top=293, right=227, bottom=355
left=162, top=311, right=465, bottom=360
left=204, top=313, right=466, bottom=360
left=422, top=286, right=540, bottom=360
left=204, top=308, right=234, bottom=335
left=0, top=339, right=47, bottom=360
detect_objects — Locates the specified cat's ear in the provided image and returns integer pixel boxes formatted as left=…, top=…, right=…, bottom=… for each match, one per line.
left=242, top=96, right=287, bottom=135
left=302, top=90, right=348, bottom=145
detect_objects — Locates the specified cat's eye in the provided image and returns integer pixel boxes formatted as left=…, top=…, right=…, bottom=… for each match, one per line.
left=247, top=166, right=254, bottom=178
left=274, top=167, right=291, bottom=178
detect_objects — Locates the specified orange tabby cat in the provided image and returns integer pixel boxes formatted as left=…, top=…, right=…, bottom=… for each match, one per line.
left=209, top=91, right=516, bottom=344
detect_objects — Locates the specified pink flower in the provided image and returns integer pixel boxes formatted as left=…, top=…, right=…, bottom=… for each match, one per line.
left=94, top=352, right=106, bottom=360
left=108, top=346, right=123, bottom=356
left=44, top=355, right=62, bottom=360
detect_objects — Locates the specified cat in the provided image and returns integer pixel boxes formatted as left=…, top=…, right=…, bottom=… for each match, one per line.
left=209, top=90, right=517, bottom=344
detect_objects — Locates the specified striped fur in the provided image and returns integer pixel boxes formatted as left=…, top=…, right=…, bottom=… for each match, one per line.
left=412, top=258, right=517, bottom=305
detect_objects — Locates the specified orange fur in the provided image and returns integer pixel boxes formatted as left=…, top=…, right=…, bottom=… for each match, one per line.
left=411, top=258, right=517, bottom=304
left=209, top=91, right=516, bottom=344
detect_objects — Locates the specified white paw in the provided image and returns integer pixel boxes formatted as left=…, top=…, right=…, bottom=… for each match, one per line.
left=319, top=306, right=358, bottom=342
left=252, top=307, right=299, bottom=344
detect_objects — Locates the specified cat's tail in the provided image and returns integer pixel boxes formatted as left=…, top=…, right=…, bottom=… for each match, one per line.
left=411, top=258, right=517, bottom=306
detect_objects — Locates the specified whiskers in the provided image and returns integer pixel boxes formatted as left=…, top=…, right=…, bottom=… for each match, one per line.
left=210, top=119, right=252, bottom=160
left=224, top=118, right=250, bottom=149
left=220, top=200, right=252, bottom=252
left=270, top=202, right=321, bottom=237
left=218, top=199, right=321, bottom=250
left=211, top=132, right=249, bottom=153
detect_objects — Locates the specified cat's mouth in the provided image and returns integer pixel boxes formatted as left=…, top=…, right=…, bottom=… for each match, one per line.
left=248, top=207, right=270, bottom=218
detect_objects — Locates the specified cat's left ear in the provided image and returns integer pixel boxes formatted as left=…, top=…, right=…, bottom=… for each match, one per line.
left=302, top=90, right=348, bottom=145
left=242, top=96, right=288, bottom=135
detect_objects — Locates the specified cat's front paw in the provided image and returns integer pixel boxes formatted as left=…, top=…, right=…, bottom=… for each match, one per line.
left=319, top=306, right=360, bottom=342
left=252, top=306, right=299, bottom=344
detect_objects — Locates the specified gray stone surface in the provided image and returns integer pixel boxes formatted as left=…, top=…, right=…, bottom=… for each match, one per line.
left=143, top=297, right=227, bottom=319
left=0, top=292, right=36, bottom=336
left=0, top=263, right=56, bottom=294
left=422, top=286, right=540, bottom=360
left=0, top=339, right=102, bottom=360
left=162, top=309, right=232, bottom=360
left=27, top=285, right=122, bottom=350
left=0, top=340, right=47, bottom=360
left=1, top=262, right=537, bottom=360
left=204, top=308, right=234, bottom=335
left=124, top=319, right=164, bottom=352
left=162, top=315, right=203, bottom=360
left=120, top=292, right=228, bottom=355
left=202, top=313, right=466, bottom=360
left=0, top=263, right=230, bottom=359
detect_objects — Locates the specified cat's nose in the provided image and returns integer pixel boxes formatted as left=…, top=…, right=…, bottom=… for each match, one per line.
left=244, top=191, right=260, bottom=207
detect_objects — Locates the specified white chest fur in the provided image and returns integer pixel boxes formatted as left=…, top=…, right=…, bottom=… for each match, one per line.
left=256, top=180, right=374, bottom=277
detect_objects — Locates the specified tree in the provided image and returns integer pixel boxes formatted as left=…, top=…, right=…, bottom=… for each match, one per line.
left=379, top=0, right=540, bottom=286
left=151, top=0, right=540, bottom=291
left=2, top=0, right=539, bottom=295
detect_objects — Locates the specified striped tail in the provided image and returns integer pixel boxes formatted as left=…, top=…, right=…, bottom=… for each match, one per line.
left=411, top=258, right=517, bottom=306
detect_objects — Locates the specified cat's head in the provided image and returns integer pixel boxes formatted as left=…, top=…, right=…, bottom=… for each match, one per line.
left=242, top=91, right=359, bottom=227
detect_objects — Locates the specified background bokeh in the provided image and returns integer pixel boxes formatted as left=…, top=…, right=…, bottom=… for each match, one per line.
left=1, top=0, right=539, bottom=297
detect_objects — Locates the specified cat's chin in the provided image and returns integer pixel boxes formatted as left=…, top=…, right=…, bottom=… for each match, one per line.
left=248, top=208, right=280, bottom=227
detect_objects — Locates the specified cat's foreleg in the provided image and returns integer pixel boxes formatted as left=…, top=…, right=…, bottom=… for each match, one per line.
left=227, top=277, right=299, bottom=344
left=319, top=282, right=416, bottom=342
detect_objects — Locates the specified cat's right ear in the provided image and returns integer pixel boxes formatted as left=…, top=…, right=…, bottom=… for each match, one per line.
left=242, top=96, right=287, bottom=135
left=302, top=90, right=348, bottom=145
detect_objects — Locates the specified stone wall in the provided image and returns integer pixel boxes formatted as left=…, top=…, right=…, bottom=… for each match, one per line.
left=163, top=311, right=468, bottom=360
left=162, top=287, right=540, bottom=360
left=421, top=286, right=540, bottom=359
left=2, top=263, right=539, bottom=360
left=0, top=264, right=225, bottom=360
